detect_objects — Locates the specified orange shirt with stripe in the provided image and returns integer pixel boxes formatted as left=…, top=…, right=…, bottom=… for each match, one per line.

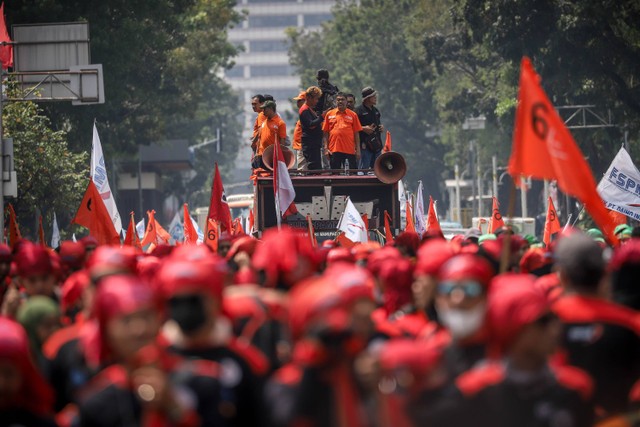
left=292, top=120, right=302, bottom=150
left=322, top=108, right=362, bottom=155
left=252, top=112, right=266, bottom=148
left=258, top=115, right=287, bottom=155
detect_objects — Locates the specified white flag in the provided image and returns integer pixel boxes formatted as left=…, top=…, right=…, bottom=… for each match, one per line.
left=72, top=233, right=77, bottom=242
left=415, top=181, right=427, bottom=235
left=51, top=212, right=60, bottom=249
left=167, top=211, right=183, bottom=244
left=338, top=198, right=368, bottom=243
left=190, top=215, right=204, bottom=243
left=597, top=146, right=640, bottom=221
left=398, top=179, right=407, bottom=230
left=136, top=219, right=146, bottom=240
left=91, top=123, right=123, bottom=234
left=273, top=141, right=296, bottom=222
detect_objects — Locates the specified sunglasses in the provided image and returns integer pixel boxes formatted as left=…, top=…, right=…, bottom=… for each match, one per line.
left=437, top=281, right=484, bottom=298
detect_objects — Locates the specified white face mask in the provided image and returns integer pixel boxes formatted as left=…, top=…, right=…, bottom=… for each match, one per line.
left=438, top=302, right=486, bottom=340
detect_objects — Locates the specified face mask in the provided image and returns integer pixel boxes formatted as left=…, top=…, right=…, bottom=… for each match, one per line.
left=438, top=302, right=486, bottom=340
left=169, top=295, right=208, bottom=334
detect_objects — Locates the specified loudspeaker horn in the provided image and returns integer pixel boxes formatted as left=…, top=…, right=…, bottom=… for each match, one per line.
left=374, top=152, right=407, bottom=184
left=262, top=144, right=296, bottom=170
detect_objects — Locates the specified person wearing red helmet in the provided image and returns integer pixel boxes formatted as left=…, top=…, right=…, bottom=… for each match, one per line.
left=412, top=239, right=456, bottom=323
left=0, top=317, right=57, bottom=426
left=265, top=264, right=378, bottom=427
left=444, top=274, right=594, bottom=427
left=75, top=275, right=215, bottom=427
left=157, top=254, right=268, bottom=427
left=552, top=232, right=640, bottom=418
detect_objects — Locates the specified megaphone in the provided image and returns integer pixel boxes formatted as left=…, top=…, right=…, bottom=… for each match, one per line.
left=262, top=144, right=296, bottom=171
left=374, top=152, right=407, bottom=184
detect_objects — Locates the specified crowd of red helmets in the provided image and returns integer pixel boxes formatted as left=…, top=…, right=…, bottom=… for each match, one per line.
left=1, top=225, right=640, bottom=427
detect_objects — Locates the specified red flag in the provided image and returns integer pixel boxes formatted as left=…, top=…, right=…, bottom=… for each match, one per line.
left=361, top=213, right=369, bottom=231
left=38, top=215, right=46, bottom=247
left=72, top=180, right=120, bottom=245
left=123, top=212, right=142, bottom=249
left=384, top=210, right=393, bottom=242
left=273, top=140, right=297, bottom=218
left=608, top=209, right=627, bottom=226
left=405, top=200, right=416, bottom=232
left=543, top=196, right=561, bottom=246
left=183, top=203, right=199, bottom=244
left=488, top=197, right=504, bottom=234
left=7, top=204, right=20, bottom=247
left=383, top=131, right=392, bottom=153
left=207, top=163, right=232, bottom=233
left=0, top=3, right=13, bottom=69
left=306, top=214, right=317, bottom=248
left=336, top=232, right=356, bottom=249
left=508, top=57, right=617, bottom=244
left=205, top=219, right=219, bottom=252
left=426, top=196, right=442, bottom=235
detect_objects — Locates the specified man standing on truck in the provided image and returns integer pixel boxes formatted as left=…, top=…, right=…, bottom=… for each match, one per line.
left=254, top=100, right=287, bottom=170
left=322, top=92, right=362, bottom=171
left=356, top=87, right=384, bottom=169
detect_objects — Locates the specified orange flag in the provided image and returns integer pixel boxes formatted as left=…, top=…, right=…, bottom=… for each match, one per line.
left=7, top=204, right=20, bottom=248
left=248, top=209, right=255, bottom=234
left=543, top=196, right=561, bottom=246
left=0, top=3, right=13, bottom=69
left=72, top=180, right=120, bottom=245
left=205, top=219, right=219, bottom=252
left=336, top=232, right=356, bottom=249
left=306, top=214, right=317, bottom=248
left=426, top=196, right=442, bottom=235
left=488, top=197, right=505, bottom=234
left=183, top=204, right=199, bottom=244
left=38, top=215, right=46, bottom=247
left=140, top=210, right=170, bottom=247
left=508, top=57, right=617, bottom=244
left=405, top=200, right=416, bottom=233
left=123, top=212, right=142, bottom=249
left=383, top=131, right=392, bottom=153
left=384, top=210, right=393, bottom=242
left=608, top=209, right=627, bottom=226
left=231, top=217, right=245, bottom=236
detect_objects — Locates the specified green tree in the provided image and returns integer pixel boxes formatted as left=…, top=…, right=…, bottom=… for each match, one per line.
left=3, top=87, right=88, bottom=239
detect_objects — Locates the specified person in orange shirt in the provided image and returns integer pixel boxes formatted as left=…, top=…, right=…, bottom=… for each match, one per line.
left=254, top=100, right=287, bottom=169
left=292, top=91, right=307, bottom=170
left=322, top=92, right=362, bottom=170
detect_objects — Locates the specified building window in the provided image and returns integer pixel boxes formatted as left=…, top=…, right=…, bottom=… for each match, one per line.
left=225, top=65, right=245, bottom=78
left=248, top=15, right=298, bottom=28
left=262, top=89, right=300, bottom=104
left=304, top=13, right=332, bottom=26
left=247, top=0, right=296, bottom=3
left=249, top=39, right=290, bottom=53
left=250, top=65, right=295, bottom=77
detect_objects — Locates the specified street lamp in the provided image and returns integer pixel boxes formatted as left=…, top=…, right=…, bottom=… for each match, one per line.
left=462, top=116, right=486, bottom=218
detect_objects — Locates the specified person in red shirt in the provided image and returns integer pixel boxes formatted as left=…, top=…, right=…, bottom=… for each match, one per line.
left=255, top=100, right=287, bottom=170
left=322, top=92, right=362, bottom=170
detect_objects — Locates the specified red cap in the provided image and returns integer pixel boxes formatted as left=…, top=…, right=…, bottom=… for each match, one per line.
left=519, top=247, right=553, bottom=275
left=61, top=270, right=91, bottom=312
left=86, top=245, right=139, bottom=281
left=324, top=262, right=375, bottom=305
left=326, top=247, right=355, bottom=265
left=92, top=275, right=158, bottom=324
left=252, top=226, right=317, bottom=288
left=415, top=239, right=456, bottom=276
left=227, top=236, right=259, bottom=260
left=487, top=273, right=550, bottom=351
left=59, top=241, right=87, bottom=271
left=136, top=256, right=162, bottom=286
left=367, top=246, right=402, bottom=276
left=80, top=235, right=99, bottom=249
left=157, top=257, right=228, bottom=299
left=379, top=258, right=414, bottom=314
left=438, top=254, right=494, bottom=287
left=351, top=242, right=381, bottom=262
left=609, top=239, right=640, bottom=271
left=15, top=242, right=52, bottom=277
left=395, top=231, right=421, bottom=255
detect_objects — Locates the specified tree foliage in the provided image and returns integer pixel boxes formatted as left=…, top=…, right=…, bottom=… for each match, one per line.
left=3, top=86, right=88, bottom=238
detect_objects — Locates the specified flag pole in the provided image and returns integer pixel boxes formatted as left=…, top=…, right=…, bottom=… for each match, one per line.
left=274, top=138, right=282, bottom=229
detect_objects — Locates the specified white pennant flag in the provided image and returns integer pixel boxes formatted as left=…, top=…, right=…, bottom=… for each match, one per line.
left=398, top=179, right=407, bottom=230
left=273, top=141, right=297, bottom=225
left=136, top=218, right=146, bottom=240
left=91, top=123, right=123, bottom=234
left=51, top=212, right=60, bottom=249
left=167, top=211, right=183, bottom=244
left=597, top=146, right=640, bottom=222
left=415, top=181, right=427, bottom=235
left=338, top=198, right=368, bottom=243
left=189, top=215, right=204, bottom=243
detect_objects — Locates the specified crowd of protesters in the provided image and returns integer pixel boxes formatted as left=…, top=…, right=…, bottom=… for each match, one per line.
left=251, top=69, right=385, bottom=172
left=1, top=219, right=640, bottom=427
